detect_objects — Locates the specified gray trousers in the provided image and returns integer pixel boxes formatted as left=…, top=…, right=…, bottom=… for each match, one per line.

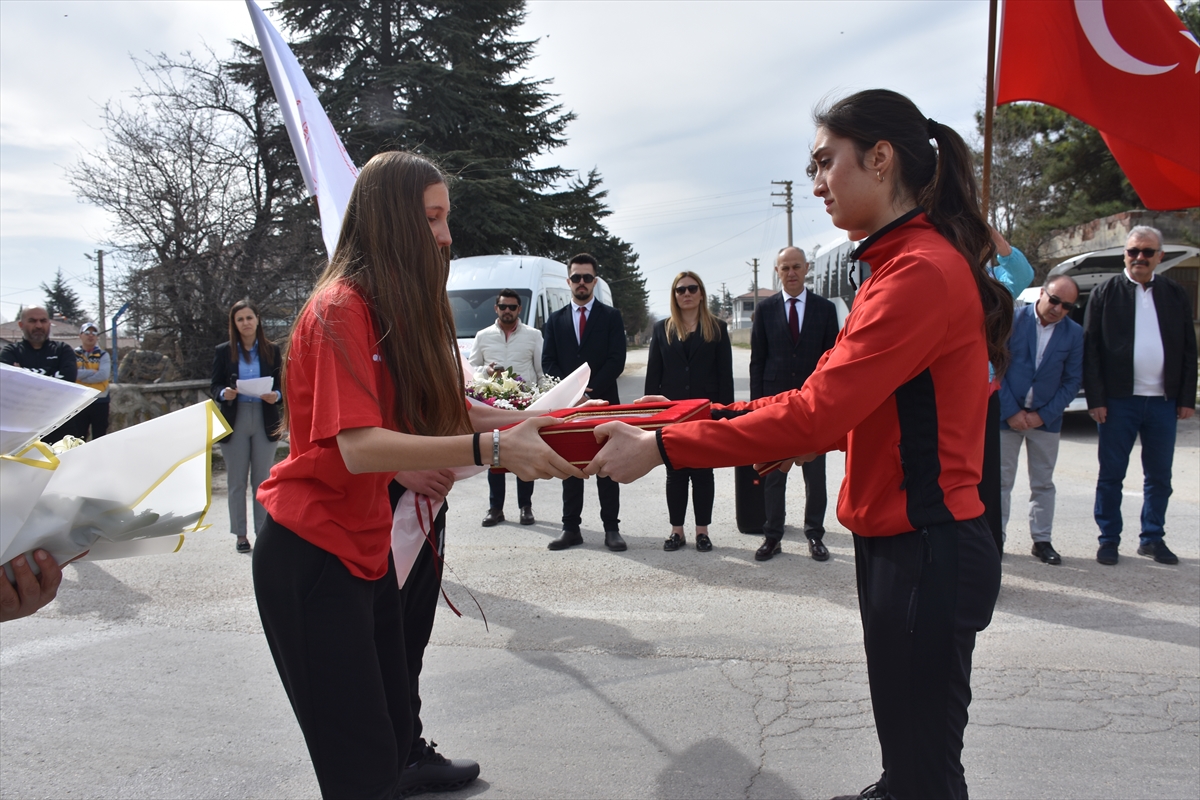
left=999, top=427, right=1060, bottom=543
left=221, top=402, right=276, bottom=538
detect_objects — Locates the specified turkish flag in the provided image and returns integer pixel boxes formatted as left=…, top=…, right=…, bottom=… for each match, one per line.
left=996, top=0, right=1200, bottom=210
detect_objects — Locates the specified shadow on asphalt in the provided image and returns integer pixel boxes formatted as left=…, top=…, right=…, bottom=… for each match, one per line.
left=55, top=560, right=152, bottom=621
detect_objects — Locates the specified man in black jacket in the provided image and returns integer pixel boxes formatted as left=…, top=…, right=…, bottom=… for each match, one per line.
left=749, top=247, right=839, bottom=562
left=1084, top=226, right=1197, bottom=567
left=1, top=306, right=79, bottom=443
left=542, top=254, right=627, bottom=552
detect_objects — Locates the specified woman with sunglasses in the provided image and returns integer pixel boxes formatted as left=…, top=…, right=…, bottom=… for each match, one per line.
left=211, top=298, right=282, bottom=554
left=253, top=151, right=583, bottom=800
left=642, top=272, right=733, bottom=551
left=588, top=89, right=1012, bottom=799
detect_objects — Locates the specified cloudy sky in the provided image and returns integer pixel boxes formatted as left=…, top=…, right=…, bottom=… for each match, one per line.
left=0, top=0, right=996, bottom=323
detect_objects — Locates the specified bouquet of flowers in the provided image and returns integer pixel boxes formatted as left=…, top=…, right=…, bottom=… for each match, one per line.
left=465, top=367, right=560, bottom=410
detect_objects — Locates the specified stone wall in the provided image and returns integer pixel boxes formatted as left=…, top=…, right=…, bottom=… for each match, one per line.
left=108, top=380, right=212, bottom=432
left=1040, top=210, right=1200, bottom=263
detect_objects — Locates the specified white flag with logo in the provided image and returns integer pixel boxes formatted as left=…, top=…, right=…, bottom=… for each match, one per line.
left=245, top=0, right=359, bottom=259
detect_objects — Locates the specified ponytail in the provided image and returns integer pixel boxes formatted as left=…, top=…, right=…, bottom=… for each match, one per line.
left=811, top=90, right=1013, bottom=376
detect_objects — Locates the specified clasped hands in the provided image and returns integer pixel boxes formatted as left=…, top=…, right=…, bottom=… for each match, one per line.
left=1006, top=410, right=1044, bottom=431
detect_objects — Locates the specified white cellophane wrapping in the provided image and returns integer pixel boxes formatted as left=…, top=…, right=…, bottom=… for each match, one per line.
left=0, top=400, right=232, bottom=570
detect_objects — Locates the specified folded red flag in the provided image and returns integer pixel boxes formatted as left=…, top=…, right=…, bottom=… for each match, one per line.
left=496, top=399, right=712, bottom=469
left=996, top=0, right=1200, bottom=209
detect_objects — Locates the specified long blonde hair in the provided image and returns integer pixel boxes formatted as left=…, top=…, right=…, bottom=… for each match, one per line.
left=665, top=271, right=720, bottom=344
left=285, top=151, right=470, bottom=437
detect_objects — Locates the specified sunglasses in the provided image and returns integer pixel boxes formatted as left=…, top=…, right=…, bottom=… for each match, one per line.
left=674, top=284, right=700, bottom=295
left=1126, top=247, right=1159, bottom=259
left=569, top=273, right=596, bottom=284
left=496, top=303, right=519, bottom=311
left=1045, top=294, right=1077, bottom=312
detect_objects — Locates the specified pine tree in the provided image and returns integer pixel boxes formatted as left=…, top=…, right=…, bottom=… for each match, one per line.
left=276, top=0, right=573, bottom=257
left=41, top=268, right=84, bottom=322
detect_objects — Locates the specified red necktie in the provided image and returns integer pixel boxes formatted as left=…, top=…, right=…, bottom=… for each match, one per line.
left=788, top=298, right=799, bottom=345
left=578, top=306, right=587, bottom=342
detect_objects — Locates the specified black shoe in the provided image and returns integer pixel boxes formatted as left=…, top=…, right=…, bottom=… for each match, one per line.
left=1137, top=541, right=1179, bottom=565
left=605, top=530, right=627, bottom=551
left=548, top=529, right=583, bottom=550
left=1032, top=541, right=1062, bottom=565
left=1097, top=542, right=1119, bottom=565
left=236, top=538, right=252, bottom=554
left=519, top=506, right=535, bottom=525
left=755, top=537, right=782, bottom=561
left=830, top=774, right=888, bottom=800
left=481, top=508, right=504, bottom=527
left=396, top=739, right=479, bottom=798
left=695, top=533, right=713, bottom=552
left=663, top=532, right=685, bottom=551
left=807, top=537, right=829, bottom=562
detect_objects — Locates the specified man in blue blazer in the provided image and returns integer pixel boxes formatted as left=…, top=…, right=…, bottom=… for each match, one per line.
left=998, top=276, right=1084, bottom=565
left=542, top=254, right=628, bottom=552
left=748, top=247, right=839, bottom=562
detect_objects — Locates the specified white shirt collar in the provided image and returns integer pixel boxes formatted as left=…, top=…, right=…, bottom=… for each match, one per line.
left=781, top=288, right=807, bottom=304
left=573, top=297, right=596, bottom=315
left=1124, top=268, right=1153, bottom=288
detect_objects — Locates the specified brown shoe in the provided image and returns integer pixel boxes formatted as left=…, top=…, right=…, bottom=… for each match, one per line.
left=481, top=508, right=504, bottom=527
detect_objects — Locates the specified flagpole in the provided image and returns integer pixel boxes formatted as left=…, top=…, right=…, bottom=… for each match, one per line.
left=982, top=0, right=998, bottom=222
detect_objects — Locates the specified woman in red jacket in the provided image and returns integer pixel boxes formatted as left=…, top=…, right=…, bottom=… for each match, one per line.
left=590, top=90, right=1012, bottom=800
left=253, top=151, right=582, bottom=800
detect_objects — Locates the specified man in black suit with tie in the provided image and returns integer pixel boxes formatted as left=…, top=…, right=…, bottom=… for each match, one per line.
left=542, top=253, right=628, bottom=552
left=749, top=246, right=839, bottom=562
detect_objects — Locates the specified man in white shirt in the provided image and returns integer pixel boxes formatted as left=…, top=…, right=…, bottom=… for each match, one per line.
left=1083, top=226, right=1197, bottom=566
left=998, top=277, right=1083, bottom=565
left=470, top=289, right=543, bottom=526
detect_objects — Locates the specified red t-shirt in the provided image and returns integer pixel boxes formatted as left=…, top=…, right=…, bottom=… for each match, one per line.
left=257, top=282, right=397, bottom=580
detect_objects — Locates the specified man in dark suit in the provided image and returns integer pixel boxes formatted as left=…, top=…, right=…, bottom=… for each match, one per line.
left=542, top=253, right=628, bottom=552
left=749, top=246, right=839, bottom=562
left=998, top=276, right=1084, bottom=566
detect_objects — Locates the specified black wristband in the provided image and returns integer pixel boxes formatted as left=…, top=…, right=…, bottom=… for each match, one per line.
left=472, top=432, right=483, bottom=466
left=655, top=428, right=674, bottom=471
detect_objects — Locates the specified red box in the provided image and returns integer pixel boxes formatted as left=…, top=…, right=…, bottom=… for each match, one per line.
left=498, top=398, right=712, bottom=468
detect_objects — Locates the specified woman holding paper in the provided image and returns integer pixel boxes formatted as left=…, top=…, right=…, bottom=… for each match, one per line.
left=588, top=90, right=1011, bottom=799
left=211, top=299, right=282, bottom=554
left=253, top=151, right=580, bottom=800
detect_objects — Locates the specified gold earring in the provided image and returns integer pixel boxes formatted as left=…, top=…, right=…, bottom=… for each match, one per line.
left=877, top=171, right=883, bottom=181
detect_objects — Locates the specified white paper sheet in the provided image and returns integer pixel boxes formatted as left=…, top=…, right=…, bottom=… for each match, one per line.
left=235, top=377, right=274, bottom=396
left=0, top=364, right=98, bottom=456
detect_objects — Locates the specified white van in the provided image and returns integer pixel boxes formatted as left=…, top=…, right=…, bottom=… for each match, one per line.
left=447, top=255, right=613, bottom=358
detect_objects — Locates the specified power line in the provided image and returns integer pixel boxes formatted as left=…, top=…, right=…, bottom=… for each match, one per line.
left=610, top=186, right=764, bottom=214
left=644, top=211, right=786, bottom=274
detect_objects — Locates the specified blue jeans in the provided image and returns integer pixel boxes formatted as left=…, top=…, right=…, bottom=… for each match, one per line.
left=1094, top=395, right=1177, bottom=547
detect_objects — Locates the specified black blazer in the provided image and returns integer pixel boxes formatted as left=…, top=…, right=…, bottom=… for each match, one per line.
left=749, top=291, right=839, bottom=399
left=1083, top=272, right=1198, bottom=410
left=542, top=301, right=627, bottom=404
left=644, top=318, right=734, bottom=404
left=211, top=341, right=284, bottom=441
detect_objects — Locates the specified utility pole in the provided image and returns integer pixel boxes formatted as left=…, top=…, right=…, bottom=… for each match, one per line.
left=748, top=257, right=760, bottom=308
left=771, top=179, right=794, bottom=247
left=84, top=249, right=107, bottom=348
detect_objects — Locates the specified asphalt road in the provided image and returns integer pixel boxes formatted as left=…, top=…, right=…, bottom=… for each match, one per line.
left=2, top=346, right=1197, bottom=799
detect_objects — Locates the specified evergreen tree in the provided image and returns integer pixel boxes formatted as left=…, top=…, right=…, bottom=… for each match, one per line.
left=276, top=0, right=573, bottom=257
left=41, top=268, right=84, bottom=322
left=275, top=0, right=651, bottom=331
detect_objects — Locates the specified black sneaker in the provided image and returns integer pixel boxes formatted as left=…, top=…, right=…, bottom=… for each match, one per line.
left=830, top=774, right=889, bottom=799
left=1137, top=541, right=1179, bottom=565
left=395, top=739, right=479, bottom=797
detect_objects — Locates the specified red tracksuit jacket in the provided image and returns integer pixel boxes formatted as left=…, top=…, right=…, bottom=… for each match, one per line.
left=660, top=211, right=989, bottom=537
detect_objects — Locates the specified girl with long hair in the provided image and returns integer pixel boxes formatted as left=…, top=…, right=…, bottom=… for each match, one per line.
left=211, top=298, right=282, bottom=553
left=589, top=89, right=1012, bottom=799
left=253, top=151, right=581, bottom=800
left=643, top=271, right=733, bottom=551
